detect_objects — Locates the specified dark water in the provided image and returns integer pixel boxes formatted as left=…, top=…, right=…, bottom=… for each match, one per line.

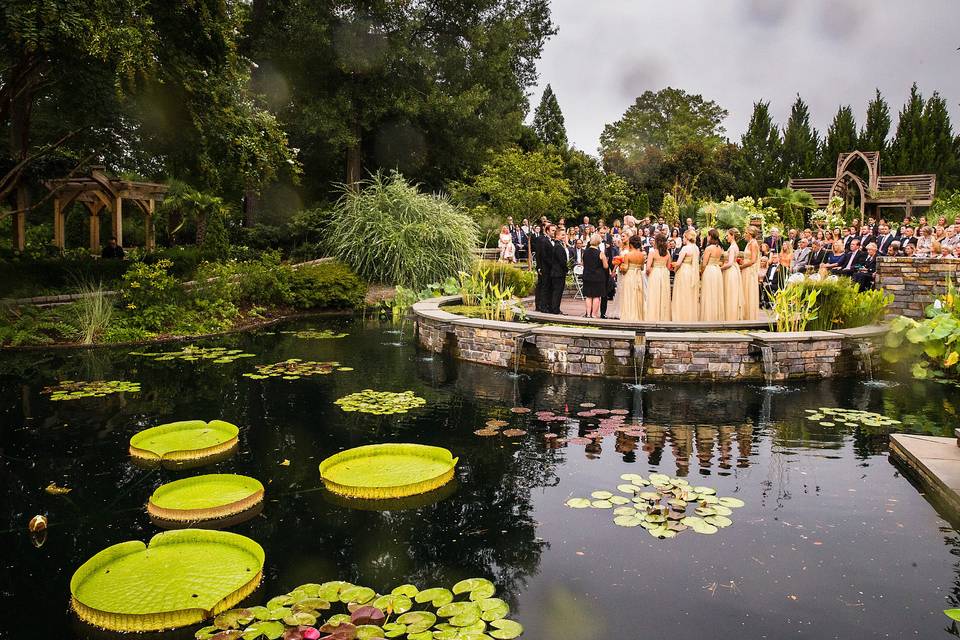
left=2, top=317, right=960, bottom=640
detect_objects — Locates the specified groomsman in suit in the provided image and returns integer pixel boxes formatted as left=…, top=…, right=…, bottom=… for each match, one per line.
left=764, top=228, right=783, bottom=253
left=875, top=223, right=896, bottom=255
left=533, top=224, right=554, bottom=312
left=761, top=254, right=788, bottom=307
left=852, top=242, right=879, bottom=291
left=809, top=240, right=828, bottom=270
left=839, top=239, right=866, bottom=277
left=858, top=224, right=875, bottom=250
left=548, top=227, right=570, bottom=314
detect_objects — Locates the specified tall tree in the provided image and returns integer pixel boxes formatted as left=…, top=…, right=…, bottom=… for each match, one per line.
left=736, top=101, right=783, bottom=196
left=532, top=84, right=567, bottom=149
left=781, top=95, right=820, bottom=179
left=888, top=83, right=926, bottom=175
left=859, top=89, right=891, bottom=154
left=920, top=92, right=959, bottom=189
left=244, top=0, right=555, bottom=196
left=820, top=105, right=858, bottom=174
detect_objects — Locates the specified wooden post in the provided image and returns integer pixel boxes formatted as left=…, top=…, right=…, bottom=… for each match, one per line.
left=53, top=197, right=64, bottom=248
left=12, top=186, right=28, bottom=251
left=112, top=195, right=123, bottom=247
left=89, top=211, right=100, bottom=254
left=145, top=199, right=155, bottom=251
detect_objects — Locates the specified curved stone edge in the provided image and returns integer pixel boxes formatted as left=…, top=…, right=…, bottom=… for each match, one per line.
left=412, top=296, right=888, bottom=381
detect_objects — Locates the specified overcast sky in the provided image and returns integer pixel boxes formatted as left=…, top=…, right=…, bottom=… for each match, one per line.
left=532, top=0, right=960, bottom=156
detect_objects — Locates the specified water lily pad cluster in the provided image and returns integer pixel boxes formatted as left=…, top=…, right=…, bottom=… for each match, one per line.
left=334, top=390, right=426, bottom=415
left=804, top=408, right=903, bottom=428
left=43, top=379, right=141, bottom=401
left=534, top=407, right=642, bottom=446
left=291, top=330, right=349, bottom=340
left=193, top=578, right=524, bottom=640
left=474, top=417, right=527, bottom=438
left=243, top=359, right=351, bottom=380
left=129, top=346, right=256, bottom=364
left=564, top=473, right=745, bottom=539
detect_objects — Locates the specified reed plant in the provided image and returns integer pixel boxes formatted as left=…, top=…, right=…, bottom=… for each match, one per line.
left=73, top=280, right=114, bottom=344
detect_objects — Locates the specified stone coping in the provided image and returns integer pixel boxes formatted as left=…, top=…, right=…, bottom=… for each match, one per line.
left=889, top=434, right=960, bottom=514
left=522, top=308, right=770, bottom=331
left=532, top=325, right=636, bottom=340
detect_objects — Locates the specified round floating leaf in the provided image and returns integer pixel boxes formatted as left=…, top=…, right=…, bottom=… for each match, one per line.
left=452, top=578, right=494, bottom=596
left=614, top=515, right=643, bottom=527
left=565, top=498, right=591, bottom=509
left=590, top=500, right=613, bottom=509
left=334, top=390, right=426, bottom=415
left=692, top=486, right=716, bottom=495
left=148, top=474, right=264, bottom=527
left=391, top=584, right=418, bottom=598
left=607, top=496, right=631, bottom=505
left=705, top=515, right=732, bottom=528
left=468, top=583, right=496, bottom=601
left=486, top=420, right=508, bottom=428
left=649, top=473, right=671, bottom=485
left=243, top=359, right=343, bottom=380
left=293, top=330, right=348, bottom=340
left=396, top=610, right=437, bottom=632
left=414, top=587, right=454, bottom=608
left=489, top=619, right=523, bottom=639
left=340, top=586, right=376, bottom=604
left=617, top=484, right=639, bottom=494
left=501, top=429, right=526, bottom=437
left=70, top=530, right=264, bottom=632
left=130, top=420, right=239, bottom=467
left=613, top=506, right=637, bottom=516
left=319, top=444, right=457, bottom=499
left=590, top=491, right=613, bottom=500
left=509, top=407, right=530, bottom=414
left=43, top=379, right=141, bottom=401
left=474, top=429, right=499, bottom=437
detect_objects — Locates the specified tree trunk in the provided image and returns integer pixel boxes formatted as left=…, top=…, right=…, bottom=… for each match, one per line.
left=243, top=189, right=258, bottom=227
left=346, top=119, right=362, bottom=186
left=8, top=61, right=34, bottom=251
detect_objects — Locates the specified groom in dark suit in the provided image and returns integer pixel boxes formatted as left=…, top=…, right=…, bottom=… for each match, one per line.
left=533, top=224, right=555, bottom=312
left=548, top=228, right=569, bottom=314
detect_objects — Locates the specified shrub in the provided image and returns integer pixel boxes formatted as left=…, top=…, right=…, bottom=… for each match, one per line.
left=0, top=305, right=73, bottom=346
left=288, top=261, right=366, bottom=310
left=327, top=172, right=479, bottom=289
left=792, top=277, right=891, bottom=330
left=884, top=277, right=960, bottom=379
left=474, top=260, right=536, bottom=297
left=119, top=259, right=183, bottom=331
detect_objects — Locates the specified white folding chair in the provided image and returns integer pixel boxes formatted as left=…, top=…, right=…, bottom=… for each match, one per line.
left=572, top=264, right=585, bottom=300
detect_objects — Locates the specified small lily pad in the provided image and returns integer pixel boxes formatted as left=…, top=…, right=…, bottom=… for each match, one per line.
left=565, top=498, right=591, bottom=509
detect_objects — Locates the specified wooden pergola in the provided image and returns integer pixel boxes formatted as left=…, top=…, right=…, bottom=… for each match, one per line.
left=788, top=151, right=936, bottom=217
left=43, top=167, right=168, bottom=252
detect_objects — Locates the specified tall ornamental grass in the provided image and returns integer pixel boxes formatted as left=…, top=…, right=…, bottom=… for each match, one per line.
left=74, top=281, right=114, bottom=344
left=327, top=173, right=479, bottom=290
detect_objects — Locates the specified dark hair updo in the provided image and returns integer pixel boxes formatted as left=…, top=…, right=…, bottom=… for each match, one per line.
left=629, top=235, right=644, bottom=249
left=708, top=228, right=721, bottom=246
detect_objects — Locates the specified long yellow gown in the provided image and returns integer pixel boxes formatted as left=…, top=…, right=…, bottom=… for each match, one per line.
left=723, top=245, right=743, bottom=322
left=619, top=262, right=645, bottom=321
left=699, top=251, right=724, bottom=322
left=646, top=253, right=671, bottom=322
left=740, top=240, right=760, bottom=320
left=671, top=248, right=700, bottom=322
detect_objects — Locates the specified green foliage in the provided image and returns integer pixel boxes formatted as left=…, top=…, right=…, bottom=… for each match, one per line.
left=561, top=150, right=633, bottom=217
left=768, top=282, right=819, bottom=332
left=765, top=187, right=817, bottom=230
left=533, top=84, right=568, bottom=148
left=474, top=260, right=536, bottom=297
left=841, top=288, right=893, bottom=329
left=0, top=304, right=74, bottom=346
left=659, top=193, right=680, bottom=226
left=287, top=262, right=366, bottom=310
left=781, top=95, right=821, bottom=178
left=200, top=211, right=230, bottom=260
left=696, top=198, right=749, bottom=232
left=820, top=106, right=858, bottom=175
left=73, top=281, right=114, bottom=345
left=791, top=277, right=890, bottom=330
left=120, top=259, right=182, bottom=332
left=330, top=173, right=477, bottom=290
left=928, top=190, right=960, bottom=224
left=859, top=89, right=891, bottom=154
left=736, top=100, right=783, bottom=197
left=884, top=278, right=960, bottom=379
left=452, top=147, right=571, bottom=233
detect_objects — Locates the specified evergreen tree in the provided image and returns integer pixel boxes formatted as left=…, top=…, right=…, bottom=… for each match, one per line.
left=736, top=101, right=783, bottom=196
left=889, top=83, right=926, bottom=175
left=860, top=89, right=891, bottom=154
left=532, top=84, right=568, bottom=149
left=920, top=92, right=959, bottom=189
left=820, top=106, right=858, bottom=174
left=781, top=95, right=821, bottom=179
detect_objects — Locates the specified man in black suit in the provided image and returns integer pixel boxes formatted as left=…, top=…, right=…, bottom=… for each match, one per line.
left=875, top=223, right=896, bottom=255
left=852, top=242, right=879, bottom=291
left=533, top=224, right=555, bottom=312
left=548, top=228, right=569, bottom=314
left=600, top=236, right=620, bottom=319
left=897, top=226, right=917, bottom=253
left=763, top=228, right=783, bottom=253
left=809, top=240, right=828, bottom=270
left=842, top=227, right=857, bottom=252
left=838, top=239, right=865, bottom=277
left=761, top=254, right=788, bottom=308
left=858, top=225, right=875, bottom=250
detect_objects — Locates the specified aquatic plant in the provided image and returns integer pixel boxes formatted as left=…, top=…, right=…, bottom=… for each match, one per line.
left=884, top=277, right=960, bottom=380
left=71, top=529, right=265, bottom=632
left=42, top=379, right=141, bottom=401
left=319, top=443, right=457, bottom=499
left=130, top=345, right=257, bottom=364
left=804, top=408, right=901, bottom=428
left=564, top=473, right=744, bottom=538
left=290, top=330, right=349, bottom=340
left=147, top=474, right=264, bottom=528
left=243, top=359, right=348, bottom=380
left=334, top=390, right=426, bottom=415
left=129, top=420, right=239, bottom=466
left=193, top=577, right=523, bottom=640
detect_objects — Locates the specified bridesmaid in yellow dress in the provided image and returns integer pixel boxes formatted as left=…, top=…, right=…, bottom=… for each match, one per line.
left=618, top=235, right=646, bottom=321
left=721, top=228, right=743, bottom=321
left=671, top=229, right=700, bottom=322
left=740, top=226, right=761, bottom=320
left=699, top=228, right=724, bottom=322
left=645, top=233, right=672, bottom=322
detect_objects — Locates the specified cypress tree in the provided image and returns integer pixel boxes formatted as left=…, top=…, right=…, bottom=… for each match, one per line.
left=821, top=105, right=858, bottom=174
left=921, top=92, right=958, bottom=189
left=532, top=84, right=568, bottom=149
left=889, top=83, right=926, bottom=175
left=859, top=89, right=891, bottom=154
left=781, top=95, right=821, bottom=179
left=737, top=100, right=783, bottom=196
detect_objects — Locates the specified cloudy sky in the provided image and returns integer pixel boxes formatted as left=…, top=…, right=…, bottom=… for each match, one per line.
left=532, top=0, right=960, bottom=155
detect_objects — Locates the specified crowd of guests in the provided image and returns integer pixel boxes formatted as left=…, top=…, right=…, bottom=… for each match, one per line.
left=495, top=211, right=958, bottom=321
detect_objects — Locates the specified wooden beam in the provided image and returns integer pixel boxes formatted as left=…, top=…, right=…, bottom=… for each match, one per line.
left=89, top=210, right=101, bottom=254
left=145, top=199, right=155, bottom=251
left=112, top=194, right=123, bottom=247
left=53, top=197, right=64, bottom=249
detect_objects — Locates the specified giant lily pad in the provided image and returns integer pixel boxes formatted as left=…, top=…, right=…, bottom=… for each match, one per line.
left=319, top=444, right=458, bottom=499
left=334, top=390, right=426, bottom=415
left=129, top=420, right=239, bottom=467
left=43, top=379, right=140, bottom=401
left=147, top=474, right=264, bottom=528
left=70, top=529, right=264, bottom=632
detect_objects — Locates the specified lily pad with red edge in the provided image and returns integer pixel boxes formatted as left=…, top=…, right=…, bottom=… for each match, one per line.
left=501, top=429, right=526, bottom=437
left=509, top=407, right=530, bottom=413
left=318, top=621, right=357, bottom=640
left=350, top=606, right=385, bottom=626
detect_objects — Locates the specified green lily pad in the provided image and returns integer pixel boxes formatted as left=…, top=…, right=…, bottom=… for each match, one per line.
left=489, top=619, right=524, bottom=639
left=617, top=484, right=639, bottom=494
left=147, top=474, right=264, bottom=527
left=320, top=443, right=458, bottom=499
left=132, top=346, right=256, bottom=365
left=477, top=598, right=509, bottom=622
left=607, top=495, right=631, bottom=505
left=453, top=578, right=494, bottom=596
left=565, top=498, right=591, bottom=509
left=129, top=420, right=239, bottom=466
left=590, top=490, right=613, bottom=499
left=293, top=330, right=349, bottom=339
left=334, top=389, right=427, bottom=415
left=396, top=610, right=437, bottom=632
left=590, top=499, right=613, bottom=508
left=614, top=515, right=643, bottom=527
left=415, top=587, right=454, bottom=608
left=43, top=379, right=140, bottom=401
left=243, top=359, right=343, bottom=380
left=70, top=530, right=264, bottom=632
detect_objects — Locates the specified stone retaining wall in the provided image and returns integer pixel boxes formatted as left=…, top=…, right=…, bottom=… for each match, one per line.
left=877, top=257, right=959, bottom=318
left=414, top=297, right=886, bottom=382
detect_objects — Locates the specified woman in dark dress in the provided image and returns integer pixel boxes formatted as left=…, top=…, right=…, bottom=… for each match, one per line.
left=581, top=234, right=608, bottom=318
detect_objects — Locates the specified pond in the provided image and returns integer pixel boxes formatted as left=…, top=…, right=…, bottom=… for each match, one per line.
left=1, top=317, right=959, bottom=639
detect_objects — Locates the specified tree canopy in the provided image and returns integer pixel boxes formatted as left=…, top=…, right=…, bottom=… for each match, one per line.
left=532, top=84, right=567, bottom=149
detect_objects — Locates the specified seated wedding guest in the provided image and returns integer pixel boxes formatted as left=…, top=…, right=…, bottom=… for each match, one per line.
left=809, top=240, right=828, bottom=270
left=852, top=242, right=879, bottom=291
left=953, top=245, right=960, bottom=260
left=904, top=243, right=917, bottom=257
left=569, top=238, right=585, bottom=265
left=823, top=240, right=846, bottom=274
left=943, top=225, right=959, bottom=251
left=839, top=239, right=865, bottom=277
left=887, top=241, right=901, bottom=257
left=101, top=236, right=124, bottom=259
left=875, top=223, right=897, bottom=254
left=761, top=254, right=787, bottom=308
left=938, top=244, right=953, bottom=260
left=916, top=226, right=935, bottom=257
left=898, top=226, right=917, bottom=251
left=764, top=227, right=783, bottom=253
left=842, top=227, right=857, bottom=251
left=792, top=238, right=811, bottom=273
left=786, top=228, right=798, bottom=249
left=498, top=225, right=516, bottom=262
left=779, top=241, right=794, bottom=272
